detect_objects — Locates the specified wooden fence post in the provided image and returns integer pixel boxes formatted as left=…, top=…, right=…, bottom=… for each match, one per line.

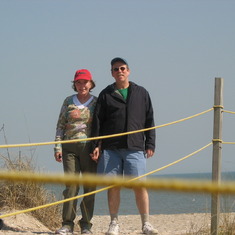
left=211, top=77, right=223, bottom=235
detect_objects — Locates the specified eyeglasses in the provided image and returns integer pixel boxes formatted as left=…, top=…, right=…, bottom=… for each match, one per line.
left=112, top=66, right=126, bottom=72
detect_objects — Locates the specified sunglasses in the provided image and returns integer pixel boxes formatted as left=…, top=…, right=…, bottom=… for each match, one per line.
left=112, top=66, right=126, bottom=72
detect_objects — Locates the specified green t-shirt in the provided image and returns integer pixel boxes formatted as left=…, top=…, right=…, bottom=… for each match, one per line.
left=118, top=88, right=128, bottom=100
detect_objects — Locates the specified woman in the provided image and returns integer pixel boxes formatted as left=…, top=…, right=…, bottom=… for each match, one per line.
left=54, top=69, right=97, bottom=234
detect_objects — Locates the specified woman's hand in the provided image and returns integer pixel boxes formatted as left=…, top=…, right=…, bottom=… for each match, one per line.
left=90, top=147, right=100, bottom=162
left=54, top=152, right=63, bottom=162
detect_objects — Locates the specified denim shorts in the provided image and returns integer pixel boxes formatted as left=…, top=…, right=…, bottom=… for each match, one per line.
left=97, top=149, right=146, bottom=176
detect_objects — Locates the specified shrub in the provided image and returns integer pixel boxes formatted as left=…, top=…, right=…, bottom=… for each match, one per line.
left=0, top=153, right=61, bottom=230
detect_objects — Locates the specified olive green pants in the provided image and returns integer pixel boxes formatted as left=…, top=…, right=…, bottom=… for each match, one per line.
left=61, top=142, right=97, bottom=231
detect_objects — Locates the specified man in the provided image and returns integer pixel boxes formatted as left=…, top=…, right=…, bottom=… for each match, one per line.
left=91, top=57, right=159, bottom=235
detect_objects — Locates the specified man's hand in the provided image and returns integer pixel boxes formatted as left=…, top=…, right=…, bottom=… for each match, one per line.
left=146, top=149, right=154, bottom=158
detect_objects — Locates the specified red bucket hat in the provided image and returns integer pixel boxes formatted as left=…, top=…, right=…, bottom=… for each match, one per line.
left=74, top=69, right=92, bottom=81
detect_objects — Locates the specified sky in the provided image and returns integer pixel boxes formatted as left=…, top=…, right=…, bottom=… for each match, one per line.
left=0, top=0, right=235, bottom=175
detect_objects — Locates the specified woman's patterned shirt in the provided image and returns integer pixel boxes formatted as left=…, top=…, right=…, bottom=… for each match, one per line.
left=54, top=94, right=97, bottom=153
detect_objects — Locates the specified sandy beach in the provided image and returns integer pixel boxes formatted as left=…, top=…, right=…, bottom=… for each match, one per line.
left=0, top=212, right=215, bottom=235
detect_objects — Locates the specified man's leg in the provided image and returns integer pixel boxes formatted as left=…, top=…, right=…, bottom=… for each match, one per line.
left=105, top=187, right=120, bottom=235
left=124, top=150, right=159, bottom=235
left=108, top=187, right=121, bottom=221
left=134, top=187, right=159, bottom=234
left=98, top=150, right=122, bottom=235
left=134, top=187, right=149, bottom=215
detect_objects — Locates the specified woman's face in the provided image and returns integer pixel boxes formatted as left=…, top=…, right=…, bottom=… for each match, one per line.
left=74, top=79, right=92, bottom=96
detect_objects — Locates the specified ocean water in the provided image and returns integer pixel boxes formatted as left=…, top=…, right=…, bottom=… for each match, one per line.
left=46, top=172, right=235, bottom=215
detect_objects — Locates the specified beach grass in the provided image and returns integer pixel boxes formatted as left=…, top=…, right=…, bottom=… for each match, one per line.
left=0, top=153, right=61, bottom=230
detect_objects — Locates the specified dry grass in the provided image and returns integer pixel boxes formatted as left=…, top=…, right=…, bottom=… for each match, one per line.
left=184, top=213, right=235, bottom=235
left=0, top=153, right=61, bottom=230
left=185, top=223, right=210, bottom=235
left=218, top=213, right=235, bottom=235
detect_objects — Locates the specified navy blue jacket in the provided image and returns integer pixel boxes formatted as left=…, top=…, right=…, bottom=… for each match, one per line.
left=91, top=82, right=156, bottom=151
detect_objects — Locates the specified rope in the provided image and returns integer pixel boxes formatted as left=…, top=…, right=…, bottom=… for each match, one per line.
left=2, top=170, right=235, bottom=220
left=2, top=178, right=235, bottom=220
left=0, top=142, right=212, bottom=219
left=133, top=143, right=212, bottom=179
left=212, top=139, right=223, bottom=143
left=0, top=143, right=212, bottom=185
left=223, top=110, right=235, bottom=114
left=0, top=108, right=213, bottom=149
left=1, top=105, right=235, bottom=220
left=2, top=177, right=235, bottom=219
left=213, top=105, right=224, bottom=109
left=211, top=140, right=235, bottom=144
left=0, top=107, right=221, bottom=219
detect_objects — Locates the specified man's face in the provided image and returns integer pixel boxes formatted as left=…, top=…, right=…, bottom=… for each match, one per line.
left=111, top=62, right=130, bottom=83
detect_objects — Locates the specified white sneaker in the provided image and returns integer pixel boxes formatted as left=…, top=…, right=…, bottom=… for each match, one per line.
left=55, top=226, right=73, bottom=235
left=105, top=220, right=119, bottom=235
left=142, top=222, right=159, bottom=234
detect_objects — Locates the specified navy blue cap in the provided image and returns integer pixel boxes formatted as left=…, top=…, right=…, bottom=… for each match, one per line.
left=111, top=57, right=128, bottom=66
